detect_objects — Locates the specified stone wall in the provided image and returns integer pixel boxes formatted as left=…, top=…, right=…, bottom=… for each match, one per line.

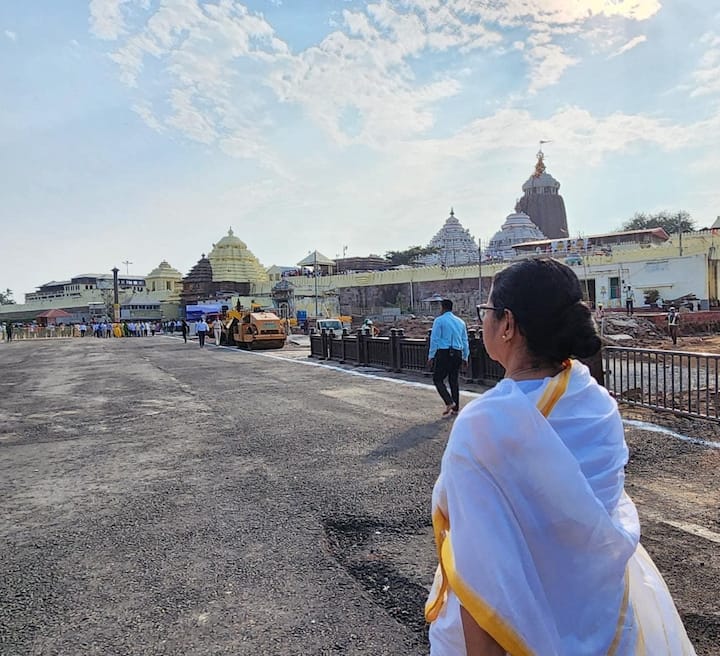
left=338, top=277, right=491, bottom=318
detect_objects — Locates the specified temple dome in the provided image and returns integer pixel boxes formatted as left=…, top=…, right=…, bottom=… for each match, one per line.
left=487, top=211, right=546, bottom=260
left=184, top=254, right=213, bottom=285
left=146, top=260, right=182, bottom=280
left=522, top=171, right=560, bottom=192
left=214, top=227, right=248, bottom=250
left=418, top=208, right=479, bottom=267
left=208, top=228, right=268, bottom=283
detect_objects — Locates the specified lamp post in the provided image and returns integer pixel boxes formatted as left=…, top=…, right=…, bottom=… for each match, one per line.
left=111, top=267, right=120, bottom=322
left=678, top=215, right=684, bottom=257
left=314, top=250, right=319, bottom=317
left=478, top=239, right=483, bottom=305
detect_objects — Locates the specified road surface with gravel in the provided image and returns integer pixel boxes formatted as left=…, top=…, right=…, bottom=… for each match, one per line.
left=1, top=337, right=717, bottom=655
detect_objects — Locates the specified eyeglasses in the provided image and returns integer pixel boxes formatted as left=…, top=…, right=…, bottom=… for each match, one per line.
left=477, top=304, right=502, bottom=321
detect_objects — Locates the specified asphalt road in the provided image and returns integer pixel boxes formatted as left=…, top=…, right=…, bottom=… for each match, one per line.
left=1, top=337, right=717, bottom=655
left=0, top=337, right=451, bottom=655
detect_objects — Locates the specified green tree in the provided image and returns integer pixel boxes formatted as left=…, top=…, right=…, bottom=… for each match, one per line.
left=0, top=288, right=15, bottom=305
left=385, top=245, right=439, bottom=267
left=621, top=210, right=695, bottom=235
left=644, top=289, right=660, bottom=306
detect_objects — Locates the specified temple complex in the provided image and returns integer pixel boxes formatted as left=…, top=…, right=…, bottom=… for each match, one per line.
left=418, top=208, right=480, bottom=266
left=515, top=148, right=569, bottom=239
left=180, top=228, right=268, bottom=305
left=5, top=155, right=720, bottom=325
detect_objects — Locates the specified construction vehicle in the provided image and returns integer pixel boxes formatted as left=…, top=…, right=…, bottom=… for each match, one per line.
left=224, top=308, right=286, bottom=350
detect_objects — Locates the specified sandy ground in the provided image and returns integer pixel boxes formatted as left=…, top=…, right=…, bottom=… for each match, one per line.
left=0, top=337, right=718, bottom=655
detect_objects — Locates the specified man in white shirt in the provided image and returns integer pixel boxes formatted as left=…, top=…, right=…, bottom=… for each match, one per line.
left=213, top=317, right=223, bottom=346
left=668, top=306, right=680, bottom=345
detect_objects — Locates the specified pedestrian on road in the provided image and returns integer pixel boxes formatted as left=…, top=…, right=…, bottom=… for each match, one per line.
left=425, top=258, right=695, bottom=656
left=213, top=317, right=223, bottom=346
left=5, top=322, right=12, bottom=342
left=196, top=318, right=210, bottom=347
left=668, top=305, right=680, bottom=345
left=427, top=299, right=469, bottom=417
left=181, top=319, right=189, bottom=344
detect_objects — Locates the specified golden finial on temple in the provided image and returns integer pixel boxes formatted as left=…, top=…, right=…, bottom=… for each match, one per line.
left=533, top=140, right=552, bottom=177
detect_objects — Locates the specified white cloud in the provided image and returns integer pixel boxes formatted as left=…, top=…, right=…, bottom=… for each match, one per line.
left=131, top=101, right=163, bottom=132
left=690, top=31, right=720, bottom=97
left=93, top=0, right=668, bottom=159
left=609, top=35, right=647, bottom=58
left=89, top=0, right=132, bottom=40
left=526, top=43, right=579, bottom=94
left=4, top=30, right=17, bottom=41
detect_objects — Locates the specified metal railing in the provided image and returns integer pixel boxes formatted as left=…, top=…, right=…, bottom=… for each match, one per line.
left=604, top=346, right=720, bottom=421
left=309, top=328, right=506, bottom=384
left=312, top=333, right=720, bottom=421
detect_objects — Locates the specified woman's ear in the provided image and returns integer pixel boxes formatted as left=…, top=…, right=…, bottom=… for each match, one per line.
left=504, top=309, right=518, bottom=340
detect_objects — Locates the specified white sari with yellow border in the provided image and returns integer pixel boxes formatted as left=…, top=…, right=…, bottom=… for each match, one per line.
left=426, top=360, right=695, bottom=655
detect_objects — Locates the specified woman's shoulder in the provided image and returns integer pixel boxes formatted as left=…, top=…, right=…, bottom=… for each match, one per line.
left=447, top=380, right=543, bottom=461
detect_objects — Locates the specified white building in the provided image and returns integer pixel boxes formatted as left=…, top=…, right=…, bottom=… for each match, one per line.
left=0, top=264, right=183, bottom=323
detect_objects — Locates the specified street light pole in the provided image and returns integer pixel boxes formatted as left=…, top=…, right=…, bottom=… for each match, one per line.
left=111, top=267, right=120, bottom=322
left=678, top=215, right=684, bottom=257
left=478, top=239, right=483, bottom=305
left=314, top=250, right=319, bottom=317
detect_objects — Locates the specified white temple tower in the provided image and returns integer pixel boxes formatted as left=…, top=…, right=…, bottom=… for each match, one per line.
left=419, top=208, right=480, bottom=267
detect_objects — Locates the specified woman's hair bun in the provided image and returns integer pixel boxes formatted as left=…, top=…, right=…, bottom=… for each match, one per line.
left=550, top=301, right=601, bottom=360
left=491, top=259, right=602, bottom=362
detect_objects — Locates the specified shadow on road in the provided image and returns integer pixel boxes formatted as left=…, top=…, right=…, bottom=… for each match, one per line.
left=364, top=420, right=446, bottom=462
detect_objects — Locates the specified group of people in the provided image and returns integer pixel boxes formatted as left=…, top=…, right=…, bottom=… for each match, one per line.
left=425, top=259, right=695, bottom=654
left=78, top=320, right=157, bottom=338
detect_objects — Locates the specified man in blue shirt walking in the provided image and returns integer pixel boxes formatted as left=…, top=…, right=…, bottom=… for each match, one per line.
left=427, top=299, right=469, bottom=416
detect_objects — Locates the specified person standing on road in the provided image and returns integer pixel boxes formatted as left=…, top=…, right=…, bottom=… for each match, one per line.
left=180, top=319, right=189, bottom=344
left=425, top=258, right=696, bottom=656
left=427, top=299, right=469, bottom=417
left=196, top=317, right=209, bottom=347
left=668, top=305, right=680, bottom=345
left=5, top=322, right=12, bottom=342
left=625, top=285, right=635, bottom=316
left=213, top=317, right=223, bottom=346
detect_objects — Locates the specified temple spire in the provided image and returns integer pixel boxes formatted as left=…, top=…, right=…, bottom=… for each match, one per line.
left=534, top=140, right=552, bottom=177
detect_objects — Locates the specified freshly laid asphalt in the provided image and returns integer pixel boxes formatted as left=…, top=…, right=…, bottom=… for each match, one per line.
left=0, top=337, right=452, bottom=655
left=1, top=337, right=718, bottom=655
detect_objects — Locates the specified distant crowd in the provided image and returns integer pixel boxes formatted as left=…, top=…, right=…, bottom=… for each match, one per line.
left=1, top=319, right=191, bottom=342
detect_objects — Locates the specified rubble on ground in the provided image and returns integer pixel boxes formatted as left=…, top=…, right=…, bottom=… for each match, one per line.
left=600, top=315, right=665, bottom=345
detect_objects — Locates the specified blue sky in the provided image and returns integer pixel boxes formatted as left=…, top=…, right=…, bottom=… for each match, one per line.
left=1, top=0, right=719, bottom=298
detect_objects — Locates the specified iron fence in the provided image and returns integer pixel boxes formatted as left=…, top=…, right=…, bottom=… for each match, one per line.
left=311, top=333, right=720, bottom=421
left=309, top=328, right=506, bottom=383
left=604, top=346, right=720, bottom=421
